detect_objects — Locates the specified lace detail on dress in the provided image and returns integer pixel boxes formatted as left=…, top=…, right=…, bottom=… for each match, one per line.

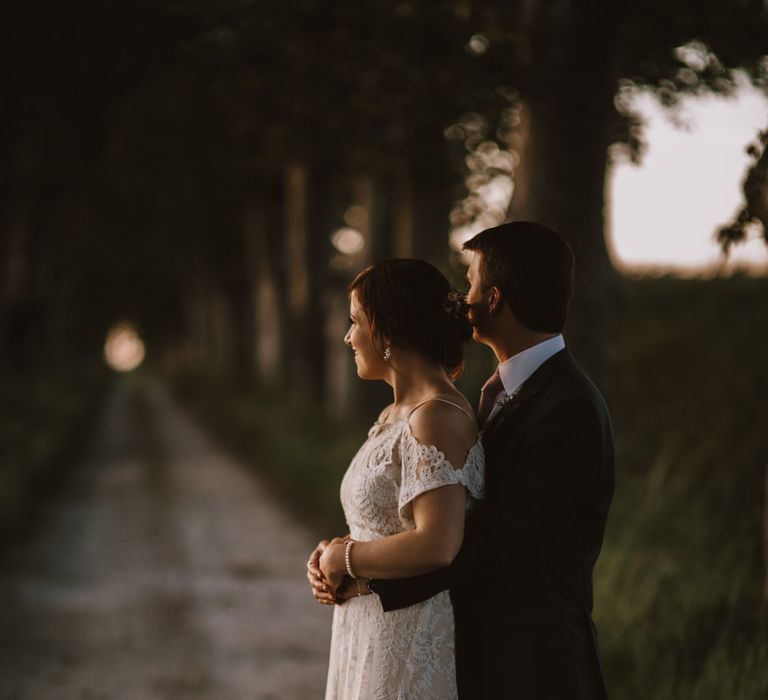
left=326, top=418, right=486, bottom=700
left=397, top=423, right=485, bottom=522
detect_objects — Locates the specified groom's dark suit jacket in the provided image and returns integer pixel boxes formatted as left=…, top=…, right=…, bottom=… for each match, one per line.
left=371, top=349, right=614, bottom=699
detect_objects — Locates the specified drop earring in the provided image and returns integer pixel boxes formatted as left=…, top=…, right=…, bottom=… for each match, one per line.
left=383, top=346, right=392, bottom=362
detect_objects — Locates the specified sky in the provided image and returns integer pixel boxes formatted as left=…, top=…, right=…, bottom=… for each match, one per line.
left=608, top=77, right=768, bottom=274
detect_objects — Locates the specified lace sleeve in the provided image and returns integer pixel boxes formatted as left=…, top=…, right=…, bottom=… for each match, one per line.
left=397, top=425, right=485, bottom=522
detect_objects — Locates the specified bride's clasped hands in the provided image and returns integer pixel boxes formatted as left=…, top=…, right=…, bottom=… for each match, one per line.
left=307, top=537, right=373, bottom=605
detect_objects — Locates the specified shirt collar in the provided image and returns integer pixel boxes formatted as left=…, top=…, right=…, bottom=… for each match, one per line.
left=497, top=334, right=565, bottom=398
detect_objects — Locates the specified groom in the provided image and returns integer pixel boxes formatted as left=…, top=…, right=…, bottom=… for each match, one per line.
left=312, top=221, right=614, bottom=698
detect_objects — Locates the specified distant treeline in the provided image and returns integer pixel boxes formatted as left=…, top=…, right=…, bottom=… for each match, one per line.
left=2, top=2, right=767, bottom=418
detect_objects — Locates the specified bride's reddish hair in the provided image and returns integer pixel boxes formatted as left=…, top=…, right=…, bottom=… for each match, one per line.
left=349, top=259, right=471, bottom=379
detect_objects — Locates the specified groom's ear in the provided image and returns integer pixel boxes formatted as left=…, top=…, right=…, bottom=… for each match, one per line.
left=488, top=286, right=503, bottom=315
left=488, top=287, right=501, bottom=315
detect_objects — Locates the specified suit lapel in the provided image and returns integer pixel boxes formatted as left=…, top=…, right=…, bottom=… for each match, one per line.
left=481, top=348, right=571, bottom=444
left=480, top=391, right=528, bottom=441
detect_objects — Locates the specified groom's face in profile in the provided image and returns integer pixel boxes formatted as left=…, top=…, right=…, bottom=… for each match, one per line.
left=465, top=252, right=494, bottom=344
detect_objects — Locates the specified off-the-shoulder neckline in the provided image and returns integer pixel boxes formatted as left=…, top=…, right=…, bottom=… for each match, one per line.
left=372, top=417, right=483, bottom=455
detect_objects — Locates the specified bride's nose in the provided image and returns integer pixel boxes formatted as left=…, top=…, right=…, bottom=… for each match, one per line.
left=344, top=328, right=352, bottom=346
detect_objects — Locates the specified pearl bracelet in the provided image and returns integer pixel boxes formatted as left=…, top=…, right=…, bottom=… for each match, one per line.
left=344, top=539, right=357, bottom=579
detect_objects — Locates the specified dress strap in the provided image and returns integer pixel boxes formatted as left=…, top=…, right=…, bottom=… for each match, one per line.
left=407, top=397, right=474, bottom=422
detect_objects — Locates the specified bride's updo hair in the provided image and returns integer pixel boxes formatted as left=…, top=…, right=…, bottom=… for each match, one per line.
left=349, top=259, right=472, bottom=379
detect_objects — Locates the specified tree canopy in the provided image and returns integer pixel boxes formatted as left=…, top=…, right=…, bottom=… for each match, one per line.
left=2, top=0, right=766, bottom=376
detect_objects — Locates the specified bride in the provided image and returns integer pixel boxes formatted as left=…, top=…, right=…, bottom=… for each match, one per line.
left=306, top=259, right=484, bottom=699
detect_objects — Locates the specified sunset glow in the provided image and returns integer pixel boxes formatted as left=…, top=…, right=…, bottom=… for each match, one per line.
left=608, top=76, right=768, bottom=275
left=104, top=323, right=146, bottom=372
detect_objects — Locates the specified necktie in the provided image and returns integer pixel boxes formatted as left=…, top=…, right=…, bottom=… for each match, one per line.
left=477, top=369, right=505, bottom=428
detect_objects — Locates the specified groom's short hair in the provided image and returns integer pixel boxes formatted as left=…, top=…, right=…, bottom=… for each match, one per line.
left=463, top=221, right=574, bottom=333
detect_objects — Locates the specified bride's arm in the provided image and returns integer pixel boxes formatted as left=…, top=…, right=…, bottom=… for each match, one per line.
left=319, top=402, right=476, bottom=583
left=320, top=484, right=466, bottom=581
left=320, top=485, right=465, bottom=580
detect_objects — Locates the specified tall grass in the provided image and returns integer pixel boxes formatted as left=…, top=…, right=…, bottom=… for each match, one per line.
left=594, top=276, right=768, bottom=699
left=0, top=365, right=109, bottom=542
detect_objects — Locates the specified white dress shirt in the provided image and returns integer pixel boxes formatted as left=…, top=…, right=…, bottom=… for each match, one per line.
left=485, top=334, right=566, bottom=424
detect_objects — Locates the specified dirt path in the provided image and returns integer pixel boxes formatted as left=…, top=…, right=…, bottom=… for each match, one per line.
left=0, top=377, right=333, bottom=700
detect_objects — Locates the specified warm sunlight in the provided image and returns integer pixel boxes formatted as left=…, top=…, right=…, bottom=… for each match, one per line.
left=104, top=322, right=146, bottom=372
left=448, top=76, right=768, bottom=275
left=608, top=75, right=768, bottom=275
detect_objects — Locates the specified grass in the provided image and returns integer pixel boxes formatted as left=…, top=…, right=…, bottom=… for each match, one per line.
left=594, top=276, right=768, bottom=699
left=171, top=275, right=768, bottom=698
left=0, top=364, right=109, bottom=543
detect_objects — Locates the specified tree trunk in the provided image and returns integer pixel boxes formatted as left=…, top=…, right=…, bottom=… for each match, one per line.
left=510, top=0, right=625, bottom=384
left=182, top=280, right=209, bottom=367
left=411, top=133, right=455, bottom=265
left=324, top=288, right=355, bottom=423
left=391, top=160, right=414, bottom=259
left=208, top=281, right=236, bottom=376
left=243, top=198, right=283, bottom=386
left=1, top=212, right=27, bottom=302
left=352, top=174, right=378, bottom=263
left=764, top=462, right=768, bottom=603
left=284, top=162, right=312, bottom=396
left=0, top=212, right=28, bottom=372
left=512, top=95, right=618, bottom=382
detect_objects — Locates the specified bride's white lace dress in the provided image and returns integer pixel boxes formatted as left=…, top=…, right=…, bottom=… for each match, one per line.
left=324, top=413, right=484, bottom=700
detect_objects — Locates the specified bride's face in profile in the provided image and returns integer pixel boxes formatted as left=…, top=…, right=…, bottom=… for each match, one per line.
left=344, top=292, right=388, bottom=380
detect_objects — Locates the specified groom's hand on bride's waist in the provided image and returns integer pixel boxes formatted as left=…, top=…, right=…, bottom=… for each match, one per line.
left=334, top=576, right=372, bottom=604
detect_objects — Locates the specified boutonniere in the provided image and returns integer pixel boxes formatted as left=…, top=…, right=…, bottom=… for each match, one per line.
left=482, top=390, right=526, bottom=434
left=496, top=390, right=527, bottom=420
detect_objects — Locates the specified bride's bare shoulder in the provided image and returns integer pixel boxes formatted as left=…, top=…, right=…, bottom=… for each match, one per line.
left=375, top=403, right=396, bottom=425
left=407, top=397, right=478, bottom=457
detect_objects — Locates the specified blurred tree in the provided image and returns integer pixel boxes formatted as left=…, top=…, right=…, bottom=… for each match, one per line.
left=2, top=0, right=766, bottom=392
left=465, top=0, right=768, bottom=375
left=718, top=127, right=768, bottom=253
